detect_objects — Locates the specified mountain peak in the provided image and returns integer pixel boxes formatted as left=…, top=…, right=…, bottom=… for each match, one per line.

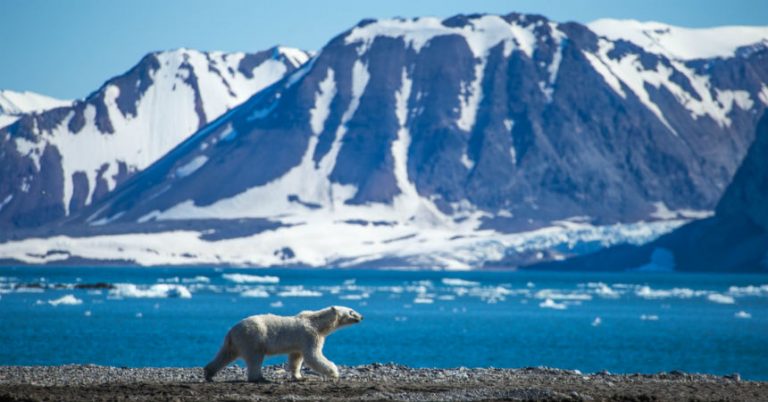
left=343, top=13, right=560, bottom=59
left=274, top=46, right=312, bottom=67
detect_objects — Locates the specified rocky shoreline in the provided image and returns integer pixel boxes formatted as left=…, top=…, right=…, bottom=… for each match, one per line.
left=0, top=364, right=765, bottom=401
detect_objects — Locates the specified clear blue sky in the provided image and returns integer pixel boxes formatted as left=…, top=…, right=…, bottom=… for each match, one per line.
left=2, top=0, right=766, bottom=100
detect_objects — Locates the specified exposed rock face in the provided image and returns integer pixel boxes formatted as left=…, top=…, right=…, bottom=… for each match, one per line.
left=528, top=112, right=768, bottom=272
left=717, top=113, right=768, bottom=232
left=0, top=47, right=309, bottom=229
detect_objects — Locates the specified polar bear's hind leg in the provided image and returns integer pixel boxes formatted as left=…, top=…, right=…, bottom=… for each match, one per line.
left=204, top=333, right=238, bottom=382
left=244, top=353, right=267, bottom=382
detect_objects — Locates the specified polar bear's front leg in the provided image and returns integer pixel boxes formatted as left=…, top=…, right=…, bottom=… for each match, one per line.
left=288, top=352, right=304, bottom=380
left=302, top=345, right=339, bottom=379
left=244, top=353, right=266, bottom=382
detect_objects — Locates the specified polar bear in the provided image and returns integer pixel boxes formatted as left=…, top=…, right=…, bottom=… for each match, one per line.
left=204, top=306, right=363, bottom=382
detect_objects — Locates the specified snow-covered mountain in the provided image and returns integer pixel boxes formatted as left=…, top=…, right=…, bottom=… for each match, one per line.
left=1, top=13, right=767, bottom=269
left=0, top=90, right=72, bottom=129
left=0, top=46, right=310, bottom=228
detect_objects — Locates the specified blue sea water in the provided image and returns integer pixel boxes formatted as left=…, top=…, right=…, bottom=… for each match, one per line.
left=0, top=267, right=766, bottom=380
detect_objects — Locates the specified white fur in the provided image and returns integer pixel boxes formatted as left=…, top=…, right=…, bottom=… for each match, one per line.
left=204, top=306, right=363, bottom=382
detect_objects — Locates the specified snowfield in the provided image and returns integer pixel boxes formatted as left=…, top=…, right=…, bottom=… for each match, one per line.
left=0, top=218, right=687, bottom=269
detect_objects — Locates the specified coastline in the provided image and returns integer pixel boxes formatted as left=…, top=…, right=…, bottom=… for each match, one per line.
left=1, top=364, right=765, bottom=401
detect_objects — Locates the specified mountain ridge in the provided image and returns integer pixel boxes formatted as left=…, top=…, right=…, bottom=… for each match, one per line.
left=1, top=12, right=767, bottom=269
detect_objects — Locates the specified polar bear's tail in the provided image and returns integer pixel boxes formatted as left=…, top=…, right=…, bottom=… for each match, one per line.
left=204, top=332, right=237, bottom=382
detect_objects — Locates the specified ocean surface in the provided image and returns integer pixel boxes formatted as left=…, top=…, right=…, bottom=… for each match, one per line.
left=1, top=267, right=766, bottom=380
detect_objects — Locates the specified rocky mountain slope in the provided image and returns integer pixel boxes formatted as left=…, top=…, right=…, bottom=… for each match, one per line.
left=1, top=13, right=767, bottom=269
left=527, top=112, right=768, bottom=272
left=0, top=47, right=309, bottom=229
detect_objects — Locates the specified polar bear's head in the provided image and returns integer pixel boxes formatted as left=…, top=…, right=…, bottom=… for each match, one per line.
left=300, top=306, right=363, bottom=335
left=332, top=306, right=364, bottom=327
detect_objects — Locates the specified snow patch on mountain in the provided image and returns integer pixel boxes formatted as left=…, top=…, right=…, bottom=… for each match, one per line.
left=760, top=85, right=768, bottom=105
left=588, top=19, right=768, bottom=60
left=310, top=68, right=337, bottom=135
left=276, top=46, right=312, bottom=67
left=457, top=60, right=485, bottom=132
left=0, top=90, right=72, bottom=128
left=392, top=69, right=416, bottom=198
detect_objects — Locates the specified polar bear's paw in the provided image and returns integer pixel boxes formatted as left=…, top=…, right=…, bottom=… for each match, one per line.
left=247, top=376, right=271, bottom=384
left=327, top=368, right=340, bottom=382
left=203, top=368, right=214, bottom=382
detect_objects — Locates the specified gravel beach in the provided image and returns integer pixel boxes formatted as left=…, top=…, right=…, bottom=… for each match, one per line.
left=0, top=364, right=766, bottom=401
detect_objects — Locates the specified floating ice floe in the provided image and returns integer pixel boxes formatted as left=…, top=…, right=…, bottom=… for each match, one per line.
left=339, top=294, right=368, bottom=300
left=640, top=314, right=659, bottom=321
left=15, top=288, right=44, bottom=293
left=270, top=301, right=284, bottom=308
left=441, top=278, right=480, bottom=287
left=109, top=284, right=192, bottom=299
left=84, top=310, right=92, bottom=317
left=586, top=282, right=621, bottom=298
left=182, top=276, right=211, bottom=284
left=535, top=289, right=592, bottom=301
left=277, top=287, right=322, bottom=297
left=240, top=288, right=270, bottom=298
left=539, top=298, right=567, bottom=310
left=634, top=286, right=705, bottom=299
left=413, top=297, right=434, bottom=304
left=222, top=273, right=280, bottom=284
left=47, top=294, right=83, bottom=306
left=591, top=317, right=602, bottom=327
left=707, top=293, right=735, bottom=304
left=734, top=311, right=752, bottom=319
left=467, top=286, right=518, bottom=303
left=727, top=285, right=768, bottom=297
